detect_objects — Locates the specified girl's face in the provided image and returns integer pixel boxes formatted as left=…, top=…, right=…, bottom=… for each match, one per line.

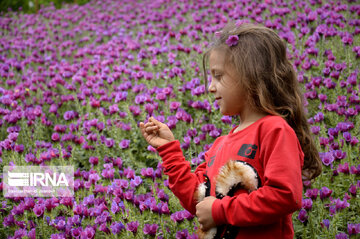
left=208, top=49, right=248, bottom=116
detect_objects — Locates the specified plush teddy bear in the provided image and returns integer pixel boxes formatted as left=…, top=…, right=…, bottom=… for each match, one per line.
left=195, top=160, right=260, bottom=239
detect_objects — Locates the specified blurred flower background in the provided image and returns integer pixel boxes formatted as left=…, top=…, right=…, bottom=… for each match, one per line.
left=0, top=0, right=359, bottom=238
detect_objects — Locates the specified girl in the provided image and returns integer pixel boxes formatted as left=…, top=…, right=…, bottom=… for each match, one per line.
left=139, top=22, right=322, bottom=239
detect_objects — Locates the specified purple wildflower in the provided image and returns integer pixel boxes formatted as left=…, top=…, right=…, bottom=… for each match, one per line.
left=33, top=204, right=45, bottom=217
left=119, top=139, right=130, bottom=149
left=321, top=219, right=330, bottom=229
left=348, top=223, right=360, bottom=236
left=141, top=167, right=154, bottom=178
left=334, top=198, right=350, bottom=211
left=335, top=233, right=349, bottom=239
left=80, top=226, right=95, bottom=239
left=111, top=222, right=125, bottom=235
left=143, top=223, right=158, bottom=236
left=89, top=156, right=98, bottom=165
left=71, top=227, right=81, bottom=238
left=130, top=176, right=142, bottom=188
left=226, top=35, right=239, bottom=46
left=126, top=221, right=139, bottom=234
left=320, top=187, right=333, bottom=200
left=297, top=209, right=308, bottom=223
left=302, top=198, right=313, bottom=211
left=349, top=185, right=357, bottom=197
left=320, top=152, right=334, bottom=166
left=176, top=229, right=190, bottom=239
left=305, top=188, right=319, bottom=200
left=338, top=163, right=350, bottom=174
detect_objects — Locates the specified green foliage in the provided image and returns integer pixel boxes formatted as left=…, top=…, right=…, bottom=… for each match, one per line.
left=0, top=0, right=90, bottom=14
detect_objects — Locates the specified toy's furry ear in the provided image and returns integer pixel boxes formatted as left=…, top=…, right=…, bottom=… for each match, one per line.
left=216, top=160, right=260, bottom=197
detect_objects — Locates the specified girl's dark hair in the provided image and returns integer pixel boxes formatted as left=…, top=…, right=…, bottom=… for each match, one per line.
left=203, top=22, right=322, bottom=180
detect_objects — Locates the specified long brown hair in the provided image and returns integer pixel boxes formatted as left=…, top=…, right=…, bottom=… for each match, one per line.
left=203, top=22, right=322, bottom=180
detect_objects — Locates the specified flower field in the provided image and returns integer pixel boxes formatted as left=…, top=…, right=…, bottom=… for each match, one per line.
left=0, top=0, right=359, bottom=238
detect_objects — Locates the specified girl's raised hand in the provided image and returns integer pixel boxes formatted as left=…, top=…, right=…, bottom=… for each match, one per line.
left=139, top=117, right=175, bottom=148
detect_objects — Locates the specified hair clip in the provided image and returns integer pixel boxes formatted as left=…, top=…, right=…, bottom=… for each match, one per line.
left=226, top=35, right=239, bottom=47
left=214, top=31, right=222, bottom=38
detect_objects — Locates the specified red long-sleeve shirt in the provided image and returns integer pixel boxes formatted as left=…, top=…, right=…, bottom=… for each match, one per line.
left=157, top=115, right=304, bottom=238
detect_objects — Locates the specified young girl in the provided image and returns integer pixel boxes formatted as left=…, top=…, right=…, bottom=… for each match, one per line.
left=139, top=22, right=322, bottom=239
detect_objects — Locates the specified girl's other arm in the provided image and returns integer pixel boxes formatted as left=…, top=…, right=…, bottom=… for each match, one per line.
left=157, top=140, right=207, bottom=215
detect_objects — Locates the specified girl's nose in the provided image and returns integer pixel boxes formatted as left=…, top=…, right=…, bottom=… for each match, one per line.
left=208, top=80, right=216, bottom=93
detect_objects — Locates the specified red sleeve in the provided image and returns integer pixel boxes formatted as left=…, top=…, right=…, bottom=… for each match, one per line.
left=212, top=126, right=304, bottom=226
left=157, top=140, right=206, bottom=215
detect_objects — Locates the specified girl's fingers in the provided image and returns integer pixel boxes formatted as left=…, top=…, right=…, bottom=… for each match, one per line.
left=139, top=122, right=147, bottom=136
left=144, top=121, right=155, bottom=127
left=145, top=126, right=159, bottom=133
left=149, top=117, right=162, bottom=128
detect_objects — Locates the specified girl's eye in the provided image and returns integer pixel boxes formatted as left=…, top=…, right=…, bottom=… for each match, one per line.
left=214, top=74, right=222, bottom=79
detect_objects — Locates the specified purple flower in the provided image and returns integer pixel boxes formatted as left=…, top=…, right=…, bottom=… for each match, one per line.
left=320, top=152, right=334, bottom=166
left=335, top=233, right=349, bottom=239
left=348, top=223, right=360, bottom=235
left=80, top=226, right=95, bottom=239
left=101, top=168, right=114, bottom=179
left=350, top=166, right=360, bottom=175
left=320, top=186, right=333, bottom=200
left=343, top=132, right=352, bottom=142
left=89, top=156, right=98, bottom=165
left=89, top=173, right=100, bottom=184
left=176, top=229, right=189, bottom=239
left=333, top=150, right=346, bottom=160
left=141, top=167, right=154, bottom=178
left=111, top=222, right=125, bottom=235
left=104, top=138, right=115, bottom=148
left=302, top=198, right=313, bottom=211
left=226, top=35, right=239, bottom=47
left=311, top=126, right=321, bottom=135
left=33, top=204, right=45, bottom=217
left=3, top=214, right=15, bottom=227
left=143, top=223, right=158, bottom=236
left=350, top=136, right=359, bottom=146
left=338, top=163, right=350, bottom=174
left=305, top=188, right=319, bottom=200
left=14, top=229, right=27, bottom=238
left=170, top=101, right=181, bottom=111
left=157, top=189, right=169, bottom=202
left=109, top=104, right=119, bottom=115
left=51, top=133, right=60, bottom=141
left=119, top=139, right=130, bottom=149
left=63, top=111, right=78, bottom=121
left=126, top=221, right=139, bottom=234
left=321, top=219, right=330, bottom=229
left=160, top=202, right=170, bottom=214
left=209, top=129, right=221, bottom=138
left=28, top=228, right=36, bottom=239
left=14, top=144, right=24, bottom=153
left=334, top=198, right=350, bottom=211
left=297, top=209, right=308, bottom=223
left=349, top=185, right=357, bottom=197
left=71, top=227, right=82, bottom=238
left=130, top=176, right=142, bottom=188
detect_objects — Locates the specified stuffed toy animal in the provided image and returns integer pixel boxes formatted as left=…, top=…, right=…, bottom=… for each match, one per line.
left=195, top=160, right=260, bottom=239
